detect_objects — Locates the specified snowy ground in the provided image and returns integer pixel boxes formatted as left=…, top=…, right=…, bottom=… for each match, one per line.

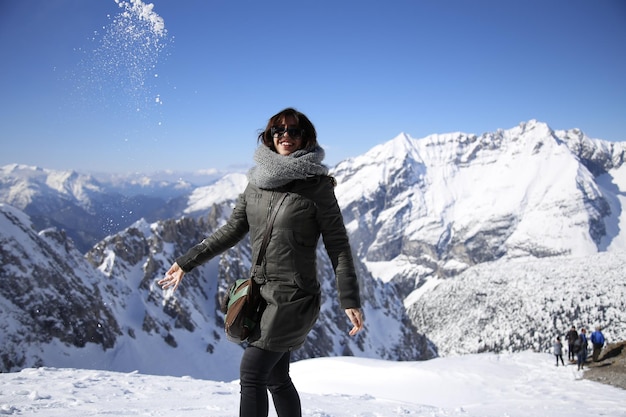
left=1, top=352, right=624, bottom=416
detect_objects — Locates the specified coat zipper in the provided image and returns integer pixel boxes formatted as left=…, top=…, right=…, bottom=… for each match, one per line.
left=266, top=191, right=276, bottom=223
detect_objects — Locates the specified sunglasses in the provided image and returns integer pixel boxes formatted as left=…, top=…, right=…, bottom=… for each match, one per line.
left=271, top=126, right=304, bottom=138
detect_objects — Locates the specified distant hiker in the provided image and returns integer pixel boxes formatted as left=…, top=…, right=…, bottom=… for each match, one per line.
left=565, top=326, right=578, bottom=361
left=553, top=337, right=565, bottom=366
left=577, top=328, right=588, bottom=371
left=590, top=326, right=606, bottom=362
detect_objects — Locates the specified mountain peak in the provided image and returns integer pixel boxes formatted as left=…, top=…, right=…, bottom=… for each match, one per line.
left=506, top=119, right=554, bottom=140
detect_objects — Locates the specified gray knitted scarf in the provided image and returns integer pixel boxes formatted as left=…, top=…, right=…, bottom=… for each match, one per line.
left=247, top=144, right=329, bottom=189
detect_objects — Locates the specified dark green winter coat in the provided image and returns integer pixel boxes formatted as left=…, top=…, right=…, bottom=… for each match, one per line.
left=176, top=175, right=361, bottom=351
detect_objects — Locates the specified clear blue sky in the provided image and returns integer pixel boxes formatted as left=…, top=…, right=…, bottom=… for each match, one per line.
left=1, top=0, right=625, bottom=174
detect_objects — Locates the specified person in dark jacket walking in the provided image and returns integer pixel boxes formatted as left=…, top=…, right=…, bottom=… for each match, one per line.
left=577, top=327, right=588, bottom=371
left=159, top=108, right=364, bottom=417
left=565, top=326, right=578, bottom=362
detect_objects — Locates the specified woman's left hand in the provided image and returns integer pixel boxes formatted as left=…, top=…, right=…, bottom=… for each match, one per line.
left=345, top=308, right=364, bottom=336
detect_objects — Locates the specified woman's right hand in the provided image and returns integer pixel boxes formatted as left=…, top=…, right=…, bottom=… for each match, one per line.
left=158, top=262, right=185, bottom=292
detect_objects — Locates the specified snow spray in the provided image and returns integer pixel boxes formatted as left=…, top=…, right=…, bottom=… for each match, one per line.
left=72, top=0, right=172, bottom=234
left=77, top=0, right=171, bottom=115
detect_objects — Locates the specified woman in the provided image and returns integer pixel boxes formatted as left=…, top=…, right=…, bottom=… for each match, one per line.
left=553, top=336, right=564, bottom=366
left=158, top=108, right=364, bottom=417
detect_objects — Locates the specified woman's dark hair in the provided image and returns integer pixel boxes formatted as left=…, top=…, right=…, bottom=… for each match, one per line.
left=258, top=108, right=318, bottom=152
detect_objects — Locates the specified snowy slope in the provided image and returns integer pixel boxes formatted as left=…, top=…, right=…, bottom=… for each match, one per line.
left=407, top=252, right=626, bottom=355
left=183, top=172, right=247, bottom=215
left=1, top=353, right=624, bottom=417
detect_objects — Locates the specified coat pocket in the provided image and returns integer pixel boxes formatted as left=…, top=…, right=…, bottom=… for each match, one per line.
left=286, top=231, right=320, bottom=294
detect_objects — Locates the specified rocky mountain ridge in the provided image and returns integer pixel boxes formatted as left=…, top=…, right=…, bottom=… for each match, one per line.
left=0, top=202, right=431, bottom=380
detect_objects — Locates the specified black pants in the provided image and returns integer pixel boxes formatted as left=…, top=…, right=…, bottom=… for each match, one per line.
left=568, top=344, right=576, bottom=361
left=555, top=354, right=564, bottom=366
left=239, top=346, right=301, bottom=417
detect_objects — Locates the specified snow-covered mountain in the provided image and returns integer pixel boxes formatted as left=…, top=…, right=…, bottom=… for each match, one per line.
left=0, top=164, right=196, bottom=252
left=0, top=200, right=429, bottom=380
left=330, top=120, right=626, bottom=353
left=1, top=120, right=625, bottom=377
left=0, top=164, right=249, bottom=253
left=334, top=120, right=626, bottom=278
